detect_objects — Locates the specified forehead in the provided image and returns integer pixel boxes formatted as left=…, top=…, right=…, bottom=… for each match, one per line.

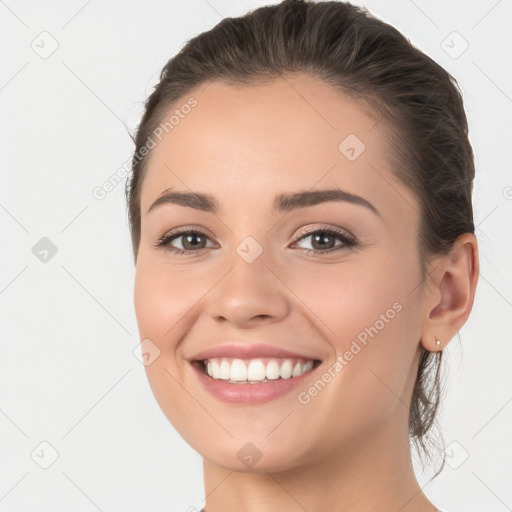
left=139, top=73, right=415, bottom=220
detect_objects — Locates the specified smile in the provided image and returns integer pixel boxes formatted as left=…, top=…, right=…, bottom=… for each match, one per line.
left=190, top=357, right=322, bottom=404
left=199, top=357, right=320, bottom=383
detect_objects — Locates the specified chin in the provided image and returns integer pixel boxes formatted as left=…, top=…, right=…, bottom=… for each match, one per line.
left=196, top=435, right=316, bottom=475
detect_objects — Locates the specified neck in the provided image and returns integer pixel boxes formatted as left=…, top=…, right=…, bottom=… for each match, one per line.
left=201, top=410, right=438, bottom=512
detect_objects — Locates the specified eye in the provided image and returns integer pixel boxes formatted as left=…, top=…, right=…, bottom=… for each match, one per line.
left=154, top=228, right=216, bottom=255
left=154, top=226, right=357, bottom=256
left=292, top=227, right=357, bottom=255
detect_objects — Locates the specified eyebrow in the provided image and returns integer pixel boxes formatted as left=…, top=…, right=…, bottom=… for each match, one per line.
left=147, top=187, right=380, bottom=217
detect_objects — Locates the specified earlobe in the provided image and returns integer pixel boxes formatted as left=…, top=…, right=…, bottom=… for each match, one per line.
left=421, top=233, right=479, bottom=352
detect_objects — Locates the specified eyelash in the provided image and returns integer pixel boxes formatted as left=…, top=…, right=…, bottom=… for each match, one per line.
left=154, top=226, right=357, bottom=256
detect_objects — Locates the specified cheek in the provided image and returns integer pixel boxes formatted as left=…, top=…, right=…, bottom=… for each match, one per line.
left=133, top=257, right=201, bottom=345
left=288, top=258, right=421, bottom=426
left=290, top=260, right=407, bottom=349
left=133, top=259, right=198, bottom=433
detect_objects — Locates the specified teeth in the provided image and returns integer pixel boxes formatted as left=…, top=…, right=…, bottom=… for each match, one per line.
left=303, top=360, right=314, bottom=373
left=292, top=362, right=302, bottom=377
left=203, top=357, right=317, bottom=382
left=211, top=359, right=220, bottom=379
left=280, top=359, right=293, bottom=379
left=266, top=360, right=280, bottom=380
left=220, top=360, right=230, bottom=379
left=247, top=360, right=266, bottom=380
left=230, top=359, right=247, bottom=381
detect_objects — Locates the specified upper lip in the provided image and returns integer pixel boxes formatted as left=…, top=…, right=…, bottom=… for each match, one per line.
left=190, top=343, right=321, bottom=362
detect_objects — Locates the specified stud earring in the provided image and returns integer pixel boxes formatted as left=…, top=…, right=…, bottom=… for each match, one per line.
left=436, top=339, right=441, bottom=348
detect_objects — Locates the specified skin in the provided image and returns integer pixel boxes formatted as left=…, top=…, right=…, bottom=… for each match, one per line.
left=133, top=72, right=479, bottom=512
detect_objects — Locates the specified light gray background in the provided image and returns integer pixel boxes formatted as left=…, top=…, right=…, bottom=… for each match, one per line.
left=1, top=0, right=511, bottom=510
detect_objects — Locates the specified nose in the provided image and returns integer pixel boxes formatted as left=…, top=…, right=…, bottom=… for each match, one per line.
left=205, top=249, right=290, bottom=329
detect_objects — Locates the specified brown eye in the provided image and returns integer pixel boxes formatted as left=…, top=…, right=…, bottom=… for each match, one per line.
left=293, top=228, right=356, bottom=254
left=310, top=231, right=337, bottom=250
left=155, top=229, right=215, bottom=254
left=180, top=232, right=208, bottom=250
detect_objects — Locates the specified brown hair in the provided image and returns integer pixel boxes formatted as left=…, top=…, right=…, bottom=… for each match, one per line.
left=126, top=0, right=475, bottom=474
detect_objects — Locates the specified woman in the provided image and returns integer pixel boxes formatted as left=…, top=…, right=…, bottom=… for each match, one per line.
left=126, top=1, right=479, bottom=510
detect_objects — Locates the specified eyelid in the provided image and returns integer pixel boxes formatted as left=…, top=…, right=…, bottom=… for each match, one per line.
left=160, top=224, right=216, bottom=241
left=293, top=224, right=354, bottom=240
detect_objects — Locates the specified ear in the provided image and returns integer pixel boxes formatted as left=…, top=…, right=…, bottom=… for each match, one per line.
left=420, top=233, right=479, bottom=352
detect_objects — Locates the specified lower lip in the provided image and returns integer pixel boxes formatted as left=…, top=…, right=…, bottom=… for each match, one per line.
left=191, top=361, right=321, bottom=404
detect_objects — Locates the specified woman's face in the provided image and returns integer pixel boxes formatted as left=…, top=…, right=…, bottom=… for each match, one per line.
left=134, top=73, right=428, bottom=471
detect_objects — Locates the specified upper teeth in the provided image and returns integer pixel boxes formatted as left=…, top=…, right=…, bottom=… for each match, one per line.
left=204, top=358, right=315, bottom=382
